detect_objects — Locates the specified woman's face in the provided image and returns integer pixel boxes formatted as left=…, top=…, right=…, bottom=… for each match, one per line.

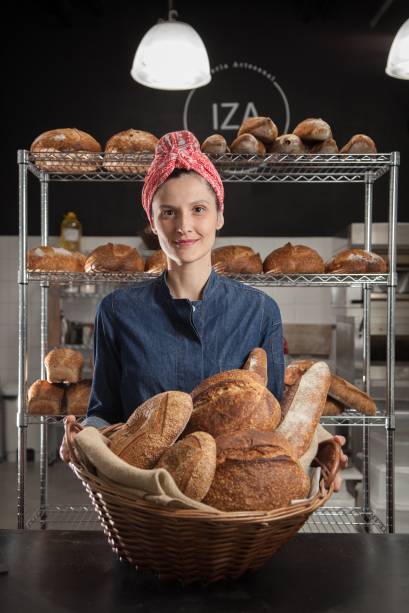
left=150, top=173, right=224, bottom=266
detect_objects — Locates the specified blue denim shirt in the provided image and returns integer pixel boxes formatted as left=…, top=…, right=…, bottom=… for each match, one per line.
left=84, top=269, right=284, bottom=428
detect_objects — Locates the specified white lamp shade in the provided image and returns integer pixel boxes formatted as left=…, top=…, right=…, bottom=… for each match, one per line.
left=386, top=18, right=409, bottom=79
left=131, top=21, right=211, bottom=90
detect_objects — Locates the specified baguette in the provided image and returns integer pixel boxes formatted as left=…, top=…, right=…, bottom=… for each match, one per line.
left=276, top=361, right=331, bottom=457
left=242, top=347, right=268, bottom=385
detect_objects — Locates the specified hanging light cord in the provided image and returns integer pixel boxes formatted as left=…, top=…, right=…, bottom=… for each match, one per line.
left=168, top=0, right=178, bottom=21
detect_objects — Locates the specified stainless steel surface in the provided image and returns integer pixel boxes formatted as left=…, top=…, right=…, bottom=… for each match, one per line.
left=349, top=221, right=409, bottom=251
left=40, top=179, right=49, bottom=529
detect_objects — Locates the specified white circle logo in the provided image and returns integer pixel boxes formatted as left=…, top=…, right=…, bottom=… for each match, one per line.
left=183, top=62, right=290, bottom=141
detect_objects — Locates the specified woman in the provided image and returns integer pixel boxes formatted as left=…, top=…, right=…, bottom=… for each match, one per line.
left=60, top=130, right=346, bottom=489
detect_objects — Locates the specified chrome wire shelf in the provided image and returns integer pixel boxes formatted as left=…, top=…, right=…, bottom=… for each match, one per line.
left=26, top=415, right=87, bottom=424
left=25, top=505, right=386, bottom=534
left=27, top=270, right=390, bottom=287
left=301, top=507, right=386, bottom=534
left=26, top=151, right=394, bottom=183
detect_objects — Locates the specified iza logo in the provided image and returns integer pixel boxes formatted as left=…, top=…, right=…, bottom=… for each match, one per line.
left=183, top=62, right=290, bottom=141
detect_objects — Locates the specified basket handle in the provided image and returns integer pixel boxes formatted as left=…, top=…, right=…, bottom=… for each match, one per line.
left=312, top=438, right=341, bottom=490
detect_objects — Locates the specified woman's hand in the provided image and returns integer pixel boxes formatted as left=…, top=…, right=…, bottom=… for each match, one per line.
left=332, top=434, right=348, bottom=492
left=59, top=415, right=77, bottom=463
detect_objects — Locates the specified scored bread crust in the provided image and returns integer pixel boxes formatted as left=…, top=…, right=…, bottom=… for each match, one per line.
left=155, top=431, right=217, bottom=501
left=211, top=245, right=263, bottom=274
left=325, top=248, right=387, bottom=273
left=263, top=242, right=325, bottom=274
left=44, top=348, right=84, bottom=384
left=84, top=243, right=145, bottom=272
left=109, top=391, right=193, bottom=469
left=144, top=249, right=167, bottom=273
left=230, top=134, right=266, bottom=155
left=293, top=118, right=332, bottom=142
left=238, top=117, right=278, bottom=145
left=268, top=134, right=306, bottom=154
left=340, top=134, right=377, bottom=154
left=103, top=129, right=158, bottom=174
left=28, top=246, right=86, bottom=272
left=201, top=134, right=229, bottom=155
left=242, top=347, right=268, bottom=386
left=188, top=369, right=280, bottom=438
left=203, top=430, right=310, bottom=511
left=30, top=128, right=101, bottom=172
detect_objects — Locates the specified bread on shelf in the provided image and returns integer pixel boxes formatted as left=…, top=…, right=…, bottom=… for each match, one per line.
left=28, top=246, right=86, bottom=272
left=263, top=243, right=325, bottom=274
left=84, top=243, right=145, bottom=272
left=144, top=249, right=167, bottom=273
left=44, top=348, right=84, bottom=384
left=340, top=134, right=377, bottom=154
left=211, top=245, right=263, bottom=274
left=268, top=134, right=306, bottom=154
left=27, top=380, right=65, bottom=415
left=325, top=248, right=387, bottom=273
left=30, top=128, right=101, bottom=172
left=66, top=379, right=92, bottom=416
left=201, top=134, right=229, bottom=155
left=103, top=129, right=158, bottom=174
left=230, top=133, right=266, bottom=155
left=308, top=138, right=339, bottom=154
left=237, top=117, right=278, bottom=145
left=293, top=118, right=332, bottom=143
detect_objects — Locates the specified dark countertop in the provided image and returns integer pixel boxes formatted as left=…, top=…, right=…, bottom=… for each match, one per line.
left=0, top=530, right=408, bottom=613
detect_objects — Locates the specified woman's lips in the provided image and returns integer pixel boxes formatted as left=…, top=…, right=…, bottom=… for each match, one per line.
left=174, top=239, right=200, bottom=247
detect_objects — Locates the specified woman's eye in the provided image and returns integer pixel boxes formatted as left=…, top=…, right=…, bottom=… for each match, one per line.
left=162, top=210, right=174, bottom=216
left=194, top=206, right=205, bottom=213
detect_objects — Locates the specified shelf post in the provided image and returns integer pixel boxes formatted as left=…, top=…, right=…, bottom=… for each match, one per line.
left=17, top=150, right=29, bottom=529
left=386, top=152, right=399, bottom=534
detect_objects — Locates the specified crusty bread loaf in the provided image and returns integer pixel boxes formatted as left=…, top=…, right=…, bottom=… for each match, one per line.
left=277, top=361, right=331, bottom=457
left=44, top=348, right=84, bottom=384
left=84, top=243, right=145, bottom=273
left=230, top=134, right=266, bottom=155
left=201, top=134, right=229, bottom=155
left=293, top=118, right=332, bottom=142
left=144, top=249, right=167, bottom=273
left=103, top=129, right=158, bottom=174
left=66, top=379, right=92, bottom=416
left=242, top=347, right=268, bottom=386
left=309, top=138, right=339, bottom=154
left=238, top=117, right=278, bottom=145
left=155, top=431, right=217, bottom=501
left=109, top=391, right=193, bottom=469
left=268, top=134, right=306, bottom=154
left=340, top=134, right=377, bottom=154
left=187, top=369, right=280, bottom=438
left=28, top=246, right=86, bottom=272
left=211, top=245, right=263, bottom=274
left=203, top=430, right=310, bottom=511
left=323, top=397, right=345, bottom=416
left=325, top=248, right=387, bottom=273
left=285, top=359, right=376, bottom=416
left=263, top=243, right=325, bottom=274
left=27, top=379, right=65, bottom=415
left=30, top=128, right=101, bottom=172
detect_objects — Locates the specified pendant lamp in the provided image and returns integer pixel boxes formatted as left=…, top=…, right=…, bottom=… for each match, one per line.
left=130, top=2, right=211, bottom=91
left=386, top=18, right=409, bottom=79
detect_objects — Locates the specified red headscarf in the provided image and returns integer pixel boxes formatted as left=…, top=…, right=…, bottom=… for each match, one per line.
left=142, top=130, right=224, bottom=225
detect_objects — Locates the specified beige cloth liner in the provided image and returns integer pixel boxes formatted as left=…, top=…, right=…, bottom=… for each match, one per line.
left=73, top=424, right=333, bottom=513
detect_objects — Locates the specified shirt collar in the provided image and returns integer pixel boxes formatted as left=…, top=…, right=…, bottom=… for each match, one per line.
left=157, top=268, right=219, bottom=303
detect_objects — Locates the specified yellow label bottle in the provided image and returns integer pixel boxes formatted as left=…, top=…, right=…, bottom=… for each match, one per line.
left=59, top=212, right=82, bottom=251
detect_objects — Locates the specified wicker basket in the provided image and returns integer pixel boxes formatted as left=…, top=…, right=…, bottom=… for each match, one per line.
left=67, top=421, right=340, bottom=584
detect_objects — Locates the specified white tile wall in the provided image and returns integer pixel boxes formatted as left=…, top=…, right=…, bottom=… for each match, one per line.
left=0, top=234, right=344, bottom=389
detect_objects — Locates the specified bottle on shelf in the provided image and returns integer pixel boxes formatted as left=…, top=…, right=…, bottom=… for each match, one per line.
left=59, top=211, right=82, bottom=251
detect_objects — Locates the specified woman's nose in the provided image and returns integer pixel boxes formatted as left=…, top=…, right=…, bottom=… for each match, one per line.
left=176, top=211, right=193, bottom=233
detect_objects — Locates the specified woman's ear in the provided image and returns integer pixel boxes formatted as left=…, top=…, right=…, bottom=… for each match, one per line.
left=216, top=211, right=224, bottom=231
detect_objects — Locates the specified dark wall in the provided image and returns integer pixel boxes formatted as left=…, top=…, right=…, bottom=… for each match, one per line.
left=3, top=0, right=409, bottom=237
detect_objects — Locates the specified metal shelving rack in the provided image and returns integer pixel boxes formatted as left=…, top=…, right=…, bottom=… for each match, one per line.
left=17, top=150, right=399, bottom=533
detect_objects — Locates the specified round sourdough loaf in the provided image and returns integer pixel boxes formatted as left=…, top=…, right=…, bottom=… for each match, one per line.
left=268, top=134, right=306, bottom=154
left=28, top=246, right=86, bottom=272
left=292, top=118, right=332, bottom=142
left=30, top=128, right=101, bottom=172
left=155, top=431, right=217, bottom=501
left=325, top=248, right=387, bottom=273
left=108, top=391, right=193, bottom=469
left=84, top=243, right=145, bottom=272
left=238, top=117, right=278, bottom=145
left=203, top=430, right=310, bottom=511
left=263, top=242, right=325, bottom=274
left=201, top=134, right=229, bottom=155
left=44, top=348, right=84, bottom=384
left=211, top=245, right=263, bottom=274
left=144, top=249, right=167, bottom=273
left=230, top=133, right=266, bottom=155
left=187, top=369, right=281, bottom=438
left=340, top=134, right=377, bottom=154
left=103, top=129, right=158, bottom=173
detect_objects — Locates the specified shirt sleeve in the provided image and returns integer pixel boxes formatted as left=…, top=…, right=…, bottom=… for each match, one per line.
left=259, top=296, right=285, bottom=401
left=86, top=293, right=123, bottom=425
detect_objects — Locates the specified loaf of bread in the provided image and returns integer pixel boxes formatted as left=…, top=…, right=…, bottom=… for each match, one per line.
left=211, top=245, right=263, bottom=274
left=66, top=379, right=92, bottom=416
left=187, top=369, right=280, bottom=438
left=44, top=348, right=84, bottom=384
left=238, top=117, right=278, bottom=145
left=84, top=243, right=145, bottom=272
left=309, top=138, right=339, bottom=154
left=340, top=134, right=377, bottom=154
left=242, top=347, right=268, bottom=386
left=30, top=128, right=101, bottom=172
left=28, top=246, right=86, bottom=272
left=201, top=134, right=229, bottom=155
left=108, top=391, right=193, bottom=469
left=203, top=430, right=310, bottom=511
left=323, top=397, right=345, bottom=416
left=155, top=431, right=217, bottom=501
left=325, top=248, right=387, bottom=273
left=277, top=361, right=331, bottom=457
left=293, top=118, right=332, bottom=142
left=285, top=359, right=377, bottom=416
left=263, top=243, right=325, bottom=274
left=144, top=249, right=167, bottom=273
left=103, top=129, right=158, bottom=174
left=230, top=134, right=266, bottom=155
left=27, top=379, right=65, bottom=415
left=268, top=134, right=306, bottom=154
